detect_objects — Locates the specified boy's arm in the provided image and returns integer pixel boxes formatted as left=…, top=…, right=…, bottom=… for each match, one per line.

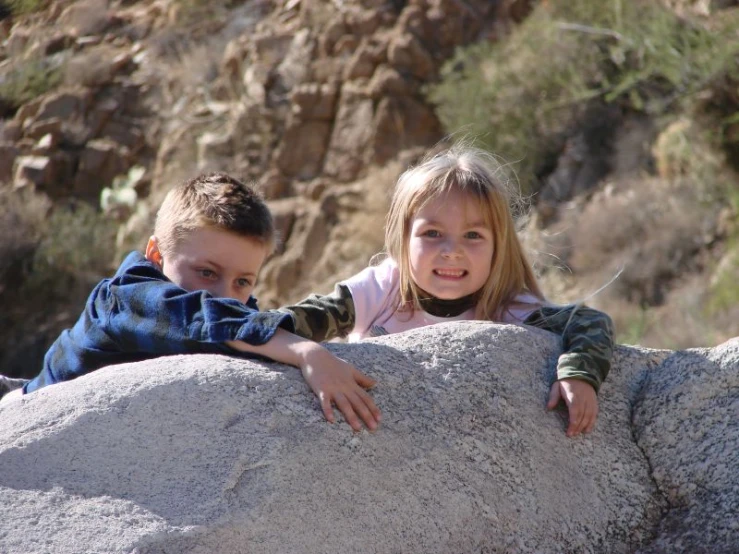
left=102, top=258, right=381, bottom=430
left=277, top=284, right=356, bottom=342
left=26, top=254, right=292, bottom=394
left=523, top=304, right=614, bottom=437
left=100, top=256, right=294, bottom=353
left=226, top=329, right=380, bottom=431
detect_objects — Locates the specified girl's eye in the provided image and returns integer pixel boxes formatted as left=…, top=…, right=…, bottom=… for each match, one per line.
left=236, top=278, right=252, bottom=288
left=465, top=231, right=483, bottom=239
left=423, top=229, right=441, bottom=238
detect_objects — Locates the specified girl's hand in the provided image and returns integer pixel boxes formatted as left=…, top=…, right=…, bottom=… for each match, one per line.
left=298, top=344, right=382, bottom=432
left=226, top=331, right=381, bottom=431
left=547, top=379, right=598, bottom=437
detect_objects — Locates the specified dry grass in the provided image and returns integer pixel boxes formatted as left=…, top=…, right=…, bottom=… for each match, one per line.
left=528, top=166, right=738, bottom=348
left=0, top=194, right=119, bottom=377
left=567, top=177, right=716, bottom=305
left=602, top=269, right=738, bottom=349
left=0, top=187, right=50, bottom=299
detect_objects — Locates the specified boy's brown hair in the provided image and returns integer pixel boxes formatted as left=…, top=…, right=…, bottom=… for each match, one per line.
left=154, top=173, right=275, bottom=256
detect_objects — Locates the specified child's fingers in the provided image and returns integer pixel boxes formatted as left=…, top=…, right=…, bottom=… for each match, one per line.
left=319, top=392, right=336, bottom=424
left=583, top=415, right=597, bottom=434
left=567, top=404, right=586, bottom=437
left=360, top=388, right=382, bottom=423
left=353, top=367, right=377, bottom=389
left=347, top=390, right=379, bottom=431
left=546, top=382, right=561, bottom=410
left=582, top=402, right=598, bottom=434
left=333, top=392, right=363, bottom=432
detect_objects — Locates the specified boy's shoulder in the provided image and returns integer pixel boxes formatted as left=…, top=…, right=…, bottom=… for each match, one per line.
left=115, top=251, right=154, bottom=275
left=107, top=251, right=168, bottom=286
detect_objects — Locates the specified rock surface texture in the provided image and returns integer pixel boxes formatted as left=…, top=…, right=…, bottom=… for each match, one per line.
left=0, top=323, right=736, bottom=553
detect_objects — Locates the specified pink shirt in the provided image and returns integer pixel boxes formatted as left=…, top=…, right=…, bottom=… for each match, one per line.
left=341, top=258, right=541, bottom=341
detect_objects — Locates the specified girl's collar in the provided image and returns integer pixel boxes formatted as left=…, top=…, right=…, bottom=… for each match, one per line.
left=418, top=292, right=477, bottom=318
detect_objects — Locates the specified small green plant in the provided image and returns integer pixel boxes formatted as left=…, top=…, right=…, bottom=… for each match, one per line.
left=616, top=307, right=649, bottom=346
left=706, top=249, right=739, bottom=315
left=6, top=0, right=48, bottom=16
left=0, top=188, right=49, bottom=297
left=428, top=0, right=739, bottom=193
left=0, top=57, right=62, bottom=110
left=23, top=201, right=118, bottom=302
left=101, top=166, right=145, bottom=221
left=706, top=182, right=739, bottom=316
left=171, top=0, right=243, bottom=25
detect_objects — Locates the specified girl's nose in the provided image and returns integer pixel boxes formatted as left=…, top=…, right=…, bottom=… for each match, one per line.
left=441, top=239, right=462, bottom=258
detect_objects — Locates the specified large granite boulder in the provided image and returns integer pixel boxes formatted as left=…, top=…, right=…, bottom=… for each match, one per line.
left=0, top=323, right=736, bottom=553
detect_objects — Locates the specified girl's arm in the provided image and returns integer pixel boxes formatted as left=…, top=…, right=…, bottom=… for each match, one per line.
left=278, top=284, right=357, bottom=342
left=523, top=305, right=615, bottom=393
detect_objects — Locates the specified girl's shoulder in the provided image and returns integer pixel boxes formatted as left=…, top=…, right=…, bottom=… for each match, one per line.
left=340, top=258, right=400, bottom=339
left=501, top=292, right=544, bottom=324
left=341, top=257, right=399, bottom=292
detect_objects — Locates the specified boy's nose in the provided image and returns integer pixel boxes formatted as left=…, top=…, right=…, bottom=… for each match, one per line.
left=209, top=282, right=231, bottom=300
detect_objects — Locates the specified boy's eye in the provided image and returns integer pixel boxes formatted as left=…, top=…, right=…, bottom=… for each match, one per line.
left=423, top=229, right=441, bottom=238
left=236, top=278, right=252, bottom=288
left=199, top=269, right=217, bottom=279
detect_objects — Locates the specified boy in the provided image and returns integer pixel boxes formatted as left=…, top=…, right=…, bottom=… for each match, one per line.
left=0, top=173, right=380, bottom=432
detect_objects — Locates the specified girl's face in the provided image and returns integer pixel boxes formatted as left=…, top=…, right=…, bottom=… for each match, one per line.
left=408, top=189, right=494, bottom=300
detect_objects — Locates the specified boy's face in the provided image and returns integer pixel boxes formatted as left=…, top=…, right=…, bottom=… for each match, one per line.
left=146, top=227, right=269, bottom=304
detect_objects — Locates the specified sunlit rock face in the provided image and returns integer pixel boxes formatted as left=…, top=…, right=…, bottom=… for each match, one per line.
left=1, top=323, right=736, bottom=554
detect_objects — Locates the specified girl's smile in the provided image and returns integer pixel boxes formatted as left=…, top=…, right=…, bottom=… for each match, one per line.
left=434, top=269, right=466, bottom=278
left=408, top=190, right=494, bottom=301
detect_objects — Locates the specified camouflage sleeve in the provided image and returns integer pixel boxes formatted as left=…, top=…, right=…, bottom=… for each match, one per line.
left=276, top=284, right=356, bottom=342
left=523, top=304, right=615, bottom=393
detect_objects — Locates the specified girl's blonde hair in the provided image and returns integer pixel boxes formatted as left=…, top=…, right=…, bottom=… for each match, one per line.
left=384, top=145, right=544, bottom=321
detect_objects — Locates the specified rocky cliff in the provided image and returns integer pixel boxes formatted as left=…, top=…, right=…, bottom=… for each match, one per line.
left=1, top=1, right=737, bottom=380
left=1, top=322, right=736, bottom=553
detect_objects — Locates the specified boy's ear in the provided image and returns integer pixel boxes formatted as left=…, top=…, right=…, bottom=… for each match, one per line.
left=145, top=236, right=163, bottom=268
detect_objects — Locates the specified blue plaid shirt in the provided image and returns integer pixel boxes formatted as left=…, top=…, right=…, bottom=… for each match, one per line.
left=24, top=252, right=294, bottom=394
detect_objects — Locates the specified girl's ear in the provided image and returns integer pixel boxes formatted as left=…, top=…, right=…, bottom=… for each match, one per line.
left=145, top=236, right=163, bottom=268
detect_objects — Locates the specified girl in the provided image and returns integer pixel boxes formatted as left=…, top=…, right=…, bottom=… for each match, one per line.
left=281, top=146, right=614, bottom=437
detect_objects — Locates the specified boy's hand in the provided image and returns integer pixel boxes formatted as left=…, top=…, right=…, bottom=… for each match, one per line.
left=298, top=345, right=381, bottom=432
left=547, top=378, right=598, bottom=437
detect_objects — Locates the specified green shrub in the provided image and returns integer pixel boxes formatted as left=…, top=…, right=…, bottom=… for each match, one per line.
left=0, top=188, right=49, bottom=298
left=616, top=307, right=649, bottom=346
left=0, top=195, right=117, bottom=377
left=6, top=0, right=48, bottom=16
left=706, top=181, right=739, bottom=315
left=0, top=57, right=63, bottom=110
left=428, top=0, right=739, bottom=192
left=707, top=246, right=739, bottom=313
left=22, top=200, right=118, bottom=302
left=171, top=0, right=245, bottom=25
